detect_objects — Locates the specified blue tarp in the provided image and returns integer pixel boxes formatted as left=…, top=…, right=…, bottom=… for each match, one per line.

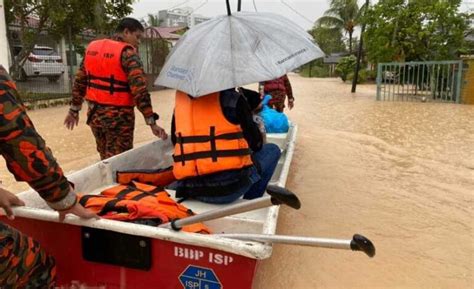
left=260, top=95, right=289, bottom=133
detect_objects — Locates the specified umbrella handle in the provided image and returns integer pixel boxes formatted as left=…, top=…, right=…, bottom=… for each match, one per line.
left=226, top=0, right=231, bottom=16
left=237, top=0, right=242, bottom=11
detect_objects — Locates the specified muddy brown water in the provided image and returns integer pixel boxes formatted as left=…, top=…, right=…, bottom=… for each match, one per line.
left=1, top=75, right=472, bottom=288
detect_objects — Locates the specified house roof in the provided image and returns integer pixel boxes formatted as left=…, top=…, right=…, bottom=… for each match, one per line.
left=10, top=16, right=41, bottom=28
left=144, top=26, right=187, bottom=40
left=323, top=53, right=349, bottom=64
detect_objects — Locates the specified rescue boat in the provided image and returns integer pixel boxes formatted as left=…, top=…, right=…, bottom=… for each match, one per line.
left=6, top=125, right=300, bottom=289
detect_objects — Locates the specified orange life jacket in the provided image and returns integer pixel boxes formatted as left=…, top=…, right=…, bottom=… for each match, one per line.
left=84, top=39, right=135, bottom=106
left=79, top=182, right=211, bottom=234
left=116, top=167, right=176, bottom=187
left=173, top=91, right=253, bottom=180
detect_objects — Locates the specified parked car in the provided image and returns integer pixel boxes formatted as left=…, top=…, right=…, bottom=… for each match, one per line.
left=382, top=70, right=399, bottom=83
left=13, top=45, right=65, bottom=82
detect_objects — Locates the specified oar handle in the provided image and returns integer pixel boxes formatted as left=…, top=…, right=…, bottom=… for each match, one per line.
left=164, top=186, right=301, bottom=231
left=267, top=185, right=301, bottom=209
left=350, top=234, right=376, bottom=257
left=218, top=233, right=376, bottom=258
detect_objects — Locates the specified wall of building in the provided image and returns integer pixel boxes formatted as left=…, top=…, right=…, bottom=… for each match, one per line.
left=0, top=0, right=10, bottom=70
left=461, top=57, right=474, bottom=104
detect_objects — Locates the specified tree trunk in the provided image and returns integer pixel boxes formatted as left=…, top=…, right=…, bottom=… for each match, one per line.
left=349, top=31, right=353, bottom=54
left=9, top=14, right=48, bottom=81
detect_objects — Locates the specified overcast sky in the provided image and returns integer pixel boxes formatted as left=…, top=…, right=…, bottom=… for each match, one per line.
left=129, top=0, right=473, bottom=31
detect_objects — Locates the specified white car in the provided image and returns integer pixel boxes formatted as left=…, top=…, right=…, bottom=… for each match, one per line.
left=14, top=45, right=65, bottom=82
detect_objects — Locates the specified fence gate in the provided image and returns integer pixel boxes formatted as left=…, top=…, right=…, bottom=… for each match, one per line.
left=142, top=27, right=170, bottom=91
left=376, top=61, right=463, bottom=103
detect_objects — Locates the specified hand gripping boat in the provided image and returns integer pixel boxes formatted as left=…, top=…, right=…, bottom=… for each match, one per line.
left=3, top=124, right=375, bottom=289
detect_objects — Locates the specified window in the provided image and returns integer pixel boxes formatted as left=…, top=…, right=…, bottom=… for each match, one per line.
left=32, top=48, right=57, bottom=56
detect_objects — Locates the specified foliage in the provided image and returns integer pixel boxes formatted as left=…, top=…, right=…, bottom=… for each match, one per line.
left=316, top=0, right=360, bottom=53
left=309, top=25, right=347, bottom=55
left=347, top=68, right=368, bottom=83
left=299, top=64, right=330, bottom=78
left=335, top=55, right=357, bottom=82
left=17, top=90, right=71, bottom=102
left=4, top=0, right=135, bottom=79
left=460, top=11, right=474, bottom=55
left=146, top=13, right=162, bottom=27
left=363, top=0, right=469, bottom=63
left=141, top=38, right=170, bottom=74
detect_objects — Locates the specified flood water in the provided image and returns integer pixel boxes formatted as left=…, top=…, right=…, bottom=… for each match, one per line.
left=254, top=76, right=473, bottom=289
left=1, top=75, right=472, bottom=288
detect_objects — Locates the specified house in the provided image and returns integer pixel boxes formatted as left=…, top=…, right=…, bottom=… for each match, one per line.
left=323, top=52, right=349, bottom=76
left=144, top=26, right=188, bottom=47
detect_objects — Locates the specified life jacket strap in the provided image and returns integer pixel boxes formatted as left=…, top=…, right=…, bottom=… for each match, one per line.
left=86, top=72, right=130, bottom=94
left=173, top=148, right=251, bottom=163
left=175, top=131, right=244, bottom=144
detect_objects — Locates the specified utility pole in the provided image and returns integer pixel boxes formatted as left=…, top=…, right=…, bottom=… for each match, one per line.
left=0, top=0, right=10, bottom=71
left=351, top=0, right=370, bottom=93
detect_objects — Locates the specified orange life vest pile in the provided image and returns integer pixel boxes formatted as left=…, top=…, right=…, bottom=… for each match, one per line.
left=79, top=171, right=210, bottom=234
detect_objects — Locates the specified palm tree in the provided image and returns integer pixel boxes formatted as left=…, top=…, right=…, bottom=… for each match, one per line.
left=317, top=0, right=360, bottom=53
left=147, top=14, right=162, bottom=27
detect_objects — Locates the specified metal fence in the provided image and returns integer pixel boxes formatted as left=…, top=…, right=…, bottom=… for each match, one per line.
left=376, top=61, right=463, bottom=103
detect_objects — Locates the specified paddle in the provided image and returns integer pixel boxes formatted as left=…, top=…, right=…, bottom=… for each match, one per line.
left=160, top=185, right=301, bottom=231
left=216, top=233, right=376, bottom=258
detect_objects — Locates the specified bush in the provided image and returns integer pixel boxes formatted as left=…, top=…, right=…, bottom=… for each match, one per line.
left=17, top=90, right=71, bottom=102
left=348, top=69, right=368, bottom=84
left=299, top=65, right=330, bottom=77
left=335, top=55, right=357, bottom=82
left=366, top=69, right=377, bottom=81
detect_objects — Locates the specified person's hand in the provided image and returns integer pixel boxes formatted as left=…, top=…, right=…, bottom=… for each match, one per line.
left=64, top=111, right=79, bottom=130
left=58, top=202, right=98, bottom=222
left=150, top=124, right=168, bottom=140
left=288, top=98, right=295, bottom=110
left=0, top=187, right=25, bottom=220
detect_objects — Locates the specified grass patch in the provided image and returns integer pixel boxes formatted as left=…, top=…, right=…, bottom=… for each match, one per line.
left=18, top=91, right=72, bottom=102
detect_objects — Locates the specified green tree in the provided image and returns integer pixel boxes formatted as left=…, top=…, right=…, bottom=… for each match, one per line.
left=363, top=0, right=469, bottom=63
left=461, top=11, right=474, bottom=55
left=316, top=0, right=360, bottom=53
left=4, top=0, right=134, bottom=80
left=335, top=55, right=357, bottom=82
left=146, top=13, right=162, bottom=27
left=310, top=25, right=347, bottom=55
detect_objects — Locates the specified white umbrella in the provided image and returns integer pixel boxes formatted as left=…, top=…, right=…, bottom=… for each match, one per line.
left=154, top=11, right=325, bottom=97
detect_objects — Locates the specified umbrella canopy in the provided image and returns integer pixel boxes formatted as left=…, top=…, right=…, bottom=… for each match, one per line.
left=155, top=11, right=325, bottom=97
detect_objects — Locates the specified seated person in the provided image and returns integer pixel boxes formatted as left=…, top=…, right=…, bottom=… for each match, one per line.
left=239, top=87, right=289, bottom=134
left=238, top=87, right=266, bottom=143
left=171, top=88, right=281, bottom=204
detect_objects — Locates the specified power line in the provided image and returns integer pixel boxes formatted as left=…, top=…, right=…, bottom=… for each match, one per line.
left=279, top=0, right=315, bottom=25
left=253, top=0, right=258, bottom=12
left=167, top=0, right=194, bottom=11
left=192, top=0, right=209, bottom=14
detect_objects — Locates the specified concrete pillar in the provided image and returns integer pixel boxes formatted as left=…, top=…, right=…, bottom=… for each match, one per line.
left=0, top=0, right=10, bottom=71
left=60, top=36, right=69, bottom=89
